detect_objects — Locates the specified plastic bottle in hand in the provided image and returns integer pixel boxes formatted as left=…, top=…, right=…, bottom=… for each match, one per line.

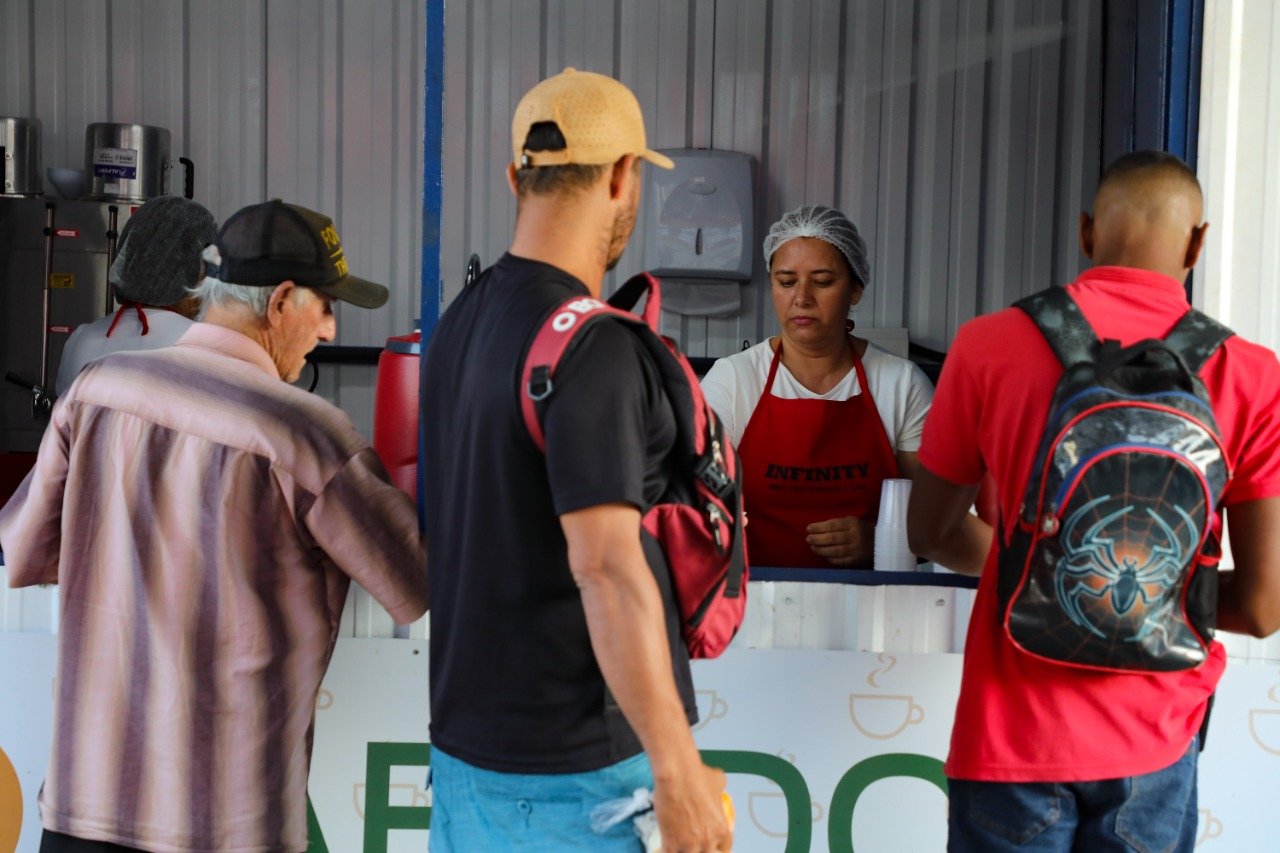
left=590, top=788, right=735, bottom=850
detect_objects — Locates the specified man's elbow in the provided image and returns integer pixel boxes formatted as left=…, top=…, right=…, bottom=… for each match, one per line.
left=906, top=523, right=941, bottom=563
left=389, top=553, right=429, bottom=623
left=388, top=584, right=429, bottom=624
left=1222, top=602, right=1280, bottom=639
left=567, top=551, right=613, bottom=591
left=392, top=600, right=428, bottom=625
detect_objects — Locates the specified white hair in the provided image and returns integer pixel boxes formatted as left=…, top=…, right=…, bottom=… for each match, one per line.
left=189, top=273, right=275, bottom=320
left=191, top=243, right=310, bottom=320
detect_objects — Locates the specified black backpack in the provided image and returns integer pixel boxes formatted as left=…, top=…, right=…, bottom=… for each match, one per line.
left=999, top=286, right=1233, bottom=672
left=519, top=272, right=748, bottom=658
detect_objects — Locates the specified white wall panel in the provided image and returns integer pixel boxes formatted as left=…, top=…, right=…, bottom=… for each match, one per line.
left=0, top=568, right=58, bottom=633
left=1199, top=0, right=1280, bottom=348
left=0, top=0, right=425, bottom=438
left=1198, top=0, right=1280, bottom=664
left=442, top=0, right=1103, bottom=356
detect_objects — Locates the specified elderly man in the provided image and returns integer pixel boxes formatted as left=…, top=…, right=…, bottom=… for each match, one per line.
left=909, top=150, right=1280, bottom=851
left=421, top=69, right=731, bottom=851
left=0, top=199, right=427, bottom=853
left=56, top=195, right=217, bottom=395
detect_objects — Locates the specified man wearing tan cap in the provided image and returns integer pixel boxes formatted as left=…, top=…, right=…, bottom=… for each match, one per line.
left=421, top=69, right=732, bottom=851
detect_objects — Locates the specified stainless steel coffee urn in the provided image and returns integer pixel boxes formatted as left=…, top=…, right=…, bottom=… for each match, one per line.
left=1, top=117, right=44, bottom=196
left=84, top=122, right=194, bottom=201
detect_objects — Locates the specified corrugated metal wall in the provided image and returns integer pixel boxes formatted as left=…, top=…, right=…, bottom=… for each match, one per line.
left=0, top=0, right=1105, bottom=426
left=441, top=0, right=1103, bottom=355
left=0, top=0, right=425, bottom=437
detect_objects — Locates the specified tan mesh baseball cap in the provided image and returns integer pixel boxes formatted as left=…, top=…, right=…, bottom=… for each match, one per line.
left=511, top=68, right=674, bottom=170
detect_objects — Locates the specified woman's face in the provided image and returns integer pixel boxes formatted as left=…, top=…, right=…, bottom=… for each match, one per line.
left=770, top=237, right=863, bottom=349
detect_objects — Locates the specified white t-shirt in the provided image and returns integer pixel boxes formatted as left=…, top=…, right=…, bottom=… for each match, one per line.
left=700, top=338, right=934, bottom=451
left=56, top=309, right=194, bottom=395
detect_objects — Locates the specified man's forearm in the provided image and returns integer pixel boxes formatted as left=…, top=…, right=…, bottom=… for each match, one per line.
left=909, top=503, right=993, bottom=576
left=925, top=514, right=994, bottom=575
left=1216, top=499, right=1280, bottom=638
left=0, top=428, right=69, bottom=586
left=1217, top=572, right=1255, bottom=635
left=577, top=558, right=701, bottom=779
left=906, top=468, right=993, bottom=575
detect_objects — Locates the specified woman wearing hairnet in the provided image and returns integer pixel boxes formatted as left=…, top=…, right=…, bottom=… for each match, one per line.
left=701, top=205, right=933, bottom=568
left=55, top=196, right=218, bottom=395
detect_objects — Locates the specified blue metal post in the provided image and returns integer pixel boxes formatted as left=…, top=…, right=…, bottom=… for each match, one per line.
left=1100, top=0, right=1204, bottom=298
left=420, top=1, right=445, bottom=342
left=1165, top=0, right=1203, bottom=165
left=1100, top=0, right=1204, bottom=167
left=418, top=0, right=445, bottom=523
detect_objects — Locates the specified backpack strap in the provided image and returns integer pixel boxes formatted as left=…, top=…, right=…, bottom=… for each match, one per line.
left=520, top=275, right=746, bottom=612
left=520, top=297, right=642, bottom=452
left=1163, top=308, right=1234, bottom=374
left=1014, top=286, right=1098, bottom=367
left=607, top=271, right=663, bottom=330
left=520, top=273, right=667, bottom=451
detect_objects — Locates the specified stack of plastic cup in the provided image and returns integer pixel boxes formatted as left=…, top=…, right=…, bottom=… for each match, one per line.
left=874, top=478, right=916, bottom=572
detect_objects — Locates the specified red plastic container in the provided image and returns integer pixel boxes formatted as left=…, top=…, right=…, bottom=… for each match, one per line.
left=0, top=452, right=37, bottom=507
left=373, top=332, right=421, bottom=499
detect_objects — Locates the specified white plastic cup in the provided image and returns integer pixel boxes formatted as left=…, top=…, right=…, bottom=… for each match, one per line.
left=874, top=478, right=915, bottom=572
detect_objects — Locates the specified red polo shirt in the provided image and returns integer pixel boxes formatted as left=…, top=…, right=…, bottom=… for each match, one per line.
left=920, top=266, right=1280, bottom=781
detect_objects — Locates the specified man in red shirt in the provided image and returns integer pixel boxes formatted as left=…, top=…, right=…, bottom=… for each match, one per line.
left=908, top=150, right=1280, bottom=851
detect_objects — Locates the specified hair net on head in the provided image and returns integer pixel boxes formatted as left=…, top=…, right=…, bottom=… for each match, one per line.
left=109, top=196, right=218, bottom=306
left=763, top=204, right=870, bottom=288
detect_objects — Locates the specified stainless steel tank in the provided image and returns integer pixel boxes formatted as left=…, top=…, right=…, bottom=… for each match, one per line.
left=0, top=197, right=138, bottom=450
left=1, top=117, right=44, bottom=196
left=84, top=122, right=171, bottom=202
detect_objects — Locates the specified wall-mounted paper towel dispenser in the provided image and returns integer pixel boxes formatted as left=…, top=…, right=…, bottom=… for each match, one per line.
left=643, top=149, right=755, bottom=281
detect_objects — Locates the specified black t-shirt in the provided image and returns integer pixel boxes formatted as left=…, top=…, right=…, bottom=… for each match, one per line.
left=421, top=253, right=696, bottom=773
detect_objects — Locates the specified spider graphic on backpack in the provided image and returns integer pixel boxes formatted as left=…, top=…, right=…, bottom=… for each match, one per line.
left=1054, top=494, right=1199, bottom=642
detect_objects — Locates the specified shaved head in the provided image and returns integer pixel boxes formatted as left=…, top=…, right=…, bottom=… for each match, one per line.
left=1081, top=150, right=1208, bottom=282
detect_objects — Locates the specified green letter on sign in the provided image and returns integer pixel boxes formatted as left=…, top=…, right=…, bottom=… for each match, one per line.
left=701, top=749, right=812, bottom=853
left=827, top=753, right=947, bottom=853
left=363, top=742, right=432, bottom=853
left=306, top=795, right=328, bottom=853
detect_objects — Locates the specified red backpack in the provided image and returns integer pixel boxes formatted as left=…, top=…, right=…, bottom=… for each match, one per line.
left=519, top=272, right=748, bottom=658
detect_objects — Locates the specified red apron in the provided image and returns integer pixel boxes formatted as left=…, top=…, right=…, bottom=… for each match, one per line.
left=737, top=340, right=899, bottom=567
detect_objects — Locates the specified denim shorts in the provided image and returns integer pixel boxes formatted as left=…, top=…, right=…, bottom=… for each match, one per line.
left=427, top=747, right=652, bottom=851
left=946, top=738, right=1199, bottom=852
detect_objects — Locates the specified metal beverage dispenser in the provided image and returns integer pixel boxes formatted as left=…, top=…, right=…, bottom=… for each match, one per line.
left=0, top=122, right=194, bottom=453
left=84, top=123, right=195, bottom=202
left=0, top=197, right=140, bottom=449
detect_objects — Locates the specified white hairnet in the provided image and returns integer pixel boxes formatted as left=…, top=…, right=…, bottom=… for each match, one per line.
left=763, top=204, right=870, bottom=288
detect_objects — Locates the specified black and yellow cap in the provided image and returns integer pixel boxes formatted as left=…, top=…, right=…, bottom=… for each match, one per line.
left=209, top=199, right=389, bottom=309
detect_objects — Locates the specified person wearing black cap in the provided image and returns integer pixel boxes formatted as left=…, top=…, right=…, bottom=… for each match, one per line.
left=0, top=199, right=427, bottom=853
left=55, top=195, right=217, bottom=395
left=195, top=199, right=389, bottom=381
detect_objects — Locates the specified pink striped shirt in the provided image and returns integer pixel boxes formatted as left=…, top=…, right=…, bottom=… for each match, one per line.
left=0, top=323, right=427, bottom=852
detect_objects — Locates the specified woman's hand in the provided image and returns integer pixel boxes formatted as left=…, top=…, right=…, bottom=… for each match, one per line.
left=806, top=516, right=875, bottom=566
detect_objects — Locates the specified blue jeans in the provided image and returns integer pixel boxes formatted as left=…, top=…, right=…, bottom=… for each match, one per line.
left=428, top=747, right=651, bottom=851
left=947, top=738, right=1198, bottom=852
